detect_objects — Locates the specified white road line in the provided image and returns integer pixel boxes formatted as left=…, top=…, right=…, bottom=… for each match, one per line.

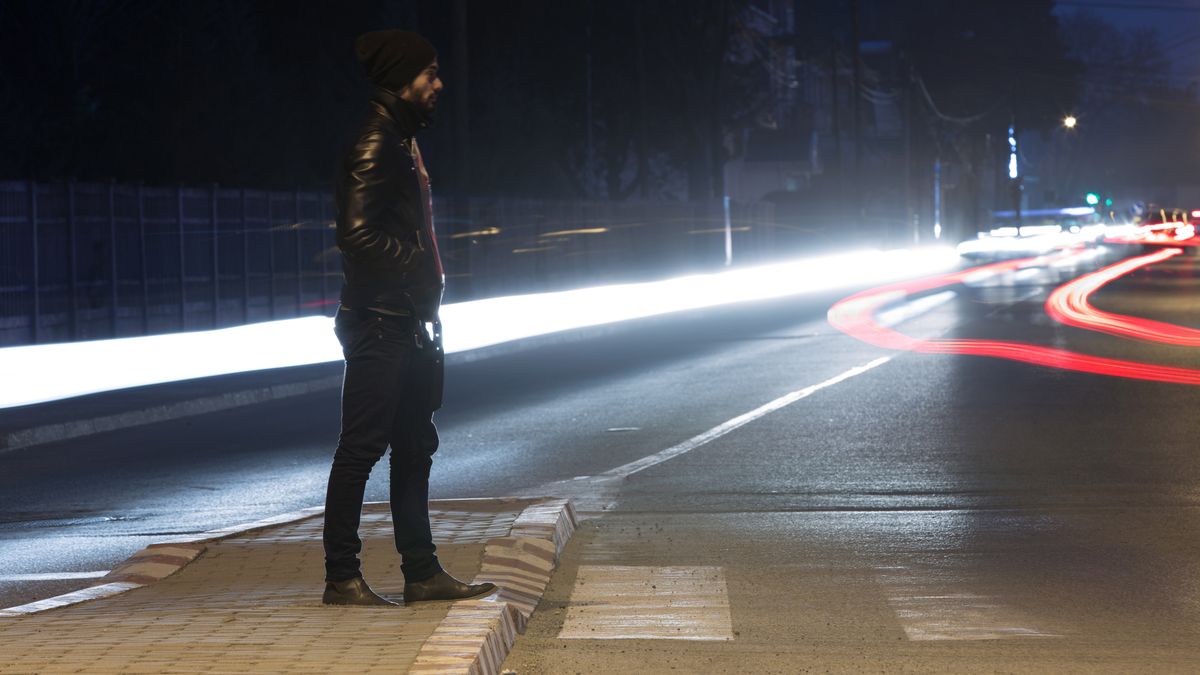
left=530, top=291, right=953, bottom=510
left=599, top=356, right=892, bottom=479
left=593, top=290, right=953, bottom=480
left=0, top=571, right=110, bottom=582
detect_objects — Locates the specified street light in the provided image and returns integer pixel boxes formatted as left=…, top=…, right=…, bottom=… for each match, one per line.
left=1063, top=115, right=1078, bottom=129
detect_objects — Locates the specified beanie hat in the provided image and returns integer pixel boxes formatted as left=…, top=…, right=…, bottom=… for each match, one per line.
left=355, top=30, right=437, bottom=92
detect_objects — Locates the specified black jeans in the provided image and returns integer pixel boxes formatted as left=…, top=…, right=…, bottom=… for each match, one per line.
left=323, top=308, right=443, bottom=583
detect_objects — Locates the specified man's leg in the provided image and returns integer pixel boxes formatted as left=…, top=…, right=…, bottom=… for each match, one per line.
left=389, top=367, right=495, bottom=603
left=323, top=312, right=409, bottom=582
left=389, top=374, right=442, bottom=583
left=387, top=330, right=498, bottom=603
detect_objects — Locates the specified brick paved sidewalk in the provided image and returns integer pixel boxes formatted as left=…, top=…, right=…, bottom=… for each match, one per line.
left=0, top=498, right=575, bottom=674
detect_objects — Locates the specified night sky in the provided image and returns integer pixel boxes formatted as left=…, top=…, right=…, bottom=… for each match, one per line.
left=1054, top=0, right=1200, bottom=86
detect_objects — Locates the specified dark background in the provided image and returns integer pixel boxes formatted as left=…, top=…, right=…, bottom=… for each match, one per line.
left=0, top=1, right=1196, bottom=217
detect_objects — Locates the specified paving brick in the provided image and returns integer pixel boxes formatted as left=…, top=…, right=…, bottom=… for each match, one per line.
left=0, top=498, right=577, bottom=674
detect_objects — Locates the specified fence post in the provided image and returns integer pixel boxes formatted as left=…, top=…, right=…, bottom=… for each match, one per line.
left=67, top=179, right=79, bottom=340
left=294, top=187, right=302, bottom=315
left=211, top=183, right=219, bottom=327
left=28, top=180, right=40, bottom=344
left=267, top=192, right=276, bottom=319
left=722, top=195, right=733, bottom=267
left=137, top=183, right=148, bottom=334
left=177, top=184, right=186, bottom=330
left=450, top=197, right=470, bottom=299
left=318, top=193, right=329, bottom=307
left=241, top=188, right=249, bottom=323
left=109, top=179, right=119, bottom=335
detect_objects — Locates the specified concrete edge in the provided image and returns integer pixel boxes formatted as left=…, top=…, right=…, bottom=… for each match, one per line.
left=410, top=497, right=579, bottom=675
left=0, top=504, right=328, bottom=616
left=0, top=582, right=144, bottom=617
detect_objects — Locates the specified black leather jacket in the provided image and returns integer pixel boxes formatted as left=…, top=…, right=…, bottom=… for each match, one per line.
left=335, top=88, right=444, bottom=319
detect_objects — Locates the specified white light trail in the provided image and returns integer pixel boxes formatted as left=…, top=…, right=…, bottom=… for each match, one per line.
left=956, top=224, right=1118, bottom=258
left=0, top=248, right=959, bottom=408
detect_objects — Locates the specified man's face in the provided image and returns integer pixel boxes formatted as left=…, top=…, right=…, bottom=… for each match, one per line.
left=401, top=59, right=443, bottom=115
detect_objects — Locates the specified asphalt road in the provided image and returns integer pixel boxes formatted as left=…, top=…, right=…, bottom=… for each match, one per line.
left=2, top=245, right=1198, bottom=671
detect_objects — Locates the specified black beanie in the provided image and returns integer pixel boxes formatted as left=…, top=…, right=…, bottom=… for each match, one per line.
left=355, top=30, right=437, bottom=92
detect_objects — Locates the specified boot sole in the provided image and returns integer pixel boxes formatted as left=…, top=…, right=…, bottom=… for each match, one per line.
left=403, top=584, right=497, bottom=604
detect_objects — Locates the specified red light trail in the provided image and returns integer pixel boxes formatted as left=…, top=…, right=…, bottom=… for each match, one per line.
left=1045, top=248, right=1200, bottom=346
left=1104, top=223, right=1199, bottom=248
left=828, top=250, right=1200, bottom=386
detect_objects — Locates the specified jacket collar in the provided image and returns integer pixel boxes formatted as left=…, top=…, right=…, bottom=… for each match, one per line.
left=370, top=86, right=430, bottom=138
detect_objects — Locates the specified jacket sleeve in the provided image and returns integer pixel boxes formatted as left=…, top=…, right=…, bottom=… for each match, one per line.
left=336, top=131, right=419, bottom=268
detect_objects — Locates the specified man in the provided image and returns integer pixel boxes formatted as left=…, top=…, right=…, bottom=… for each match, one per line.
left=322, top=29, right=495, bottom=607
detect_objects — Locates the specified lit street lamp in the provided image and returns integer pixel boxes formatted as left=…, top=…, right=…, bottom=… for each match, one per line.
left=1063, top=115, right=1078, bottom=129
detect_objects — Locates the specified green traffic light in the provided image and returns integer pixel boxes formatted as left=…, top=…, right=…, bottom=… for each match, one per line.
left=1105, top=198, right=1113, bottom=207
left=1085, top=192, right=1100, bottom=206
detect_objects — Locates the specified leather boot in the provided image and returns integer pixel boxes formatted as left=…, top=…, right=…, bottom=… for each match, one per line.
left=322, top=576, right=398, bottom=607
left=404, top=571, right=497, bottom=604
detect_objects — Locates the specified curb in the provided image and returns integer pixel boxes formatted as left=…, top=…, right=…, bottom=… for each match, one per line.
left=0, top=505, right=325, bottom=616
left=0, top=497, right=579, bottom=675
left=412, top=498, right=577, bottom=674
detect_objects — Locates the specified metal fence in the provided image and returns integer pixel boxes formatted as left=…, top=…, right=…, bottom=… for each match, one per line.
left=0, top=179, right=779, bottom=347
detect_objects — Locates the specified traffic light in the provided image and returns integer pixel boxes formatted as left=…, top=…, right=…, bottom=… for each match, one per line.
left=1085, top=192, right=1100, bottom=206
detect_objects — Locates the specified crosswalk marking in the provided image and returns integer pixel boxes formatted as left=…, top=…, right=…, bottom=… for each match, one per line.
left=877, top=566, right=1059, bottom=641
left=558, top=565, right=733, bottom=641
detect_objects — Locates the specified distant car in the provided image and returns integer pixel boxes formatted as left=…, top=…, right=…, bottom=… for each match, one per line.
left=1132, top=207, right=1196, bottom=249
left=956, top=206, right=1106, bottom=259
left=1101, top=204, right=1198, bottom=252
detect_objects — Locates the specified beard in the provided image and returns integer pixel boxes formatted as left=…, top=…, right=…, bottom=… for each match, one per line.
left=419, top=102, right=437, bottom=126
left=415, top=93, right=438, bottom=124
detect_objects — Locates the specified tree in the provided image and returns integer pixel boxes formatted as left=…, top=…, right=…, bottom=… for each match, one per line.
left=1052, top=10, right=1200, bottom=202
left=886, top=0, right=1082, bottom=233
left=0, top=0, right=775, bottom=203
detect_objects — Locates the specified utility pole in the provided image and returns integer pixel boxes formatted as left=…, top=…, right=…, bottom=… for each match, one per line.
left=452, top=0, right=469, bottom=195
left=584, top=0, right=595, bottom=194
left=903, top=63, right=913, bottom=245
left=850, top=0, right=863, bottom=220
left=634, top=3, right=650, bottom=199
left=452, top=0, right=470, bottom=295
left=1008, top=121, right=1022, bottom=229
left=933, top=157, right=942, bottom=241
left=830, top=45, right=841, bottom=180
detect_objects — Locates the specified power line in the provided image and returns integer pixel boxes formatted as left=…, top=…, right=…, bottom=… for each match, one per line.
left=912, top=73, right=1002, bottom=124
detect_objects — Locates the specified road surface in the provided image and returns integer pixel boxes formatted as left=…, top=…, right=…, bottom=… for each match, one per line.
left=2, top=245, right=1198, bottom=671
